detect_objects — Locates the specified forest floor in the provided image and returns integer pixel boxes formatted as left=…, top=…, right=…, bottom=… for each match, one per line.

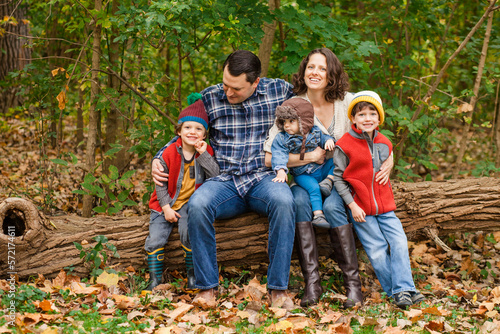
left=1, top=117, right=500, bottom=333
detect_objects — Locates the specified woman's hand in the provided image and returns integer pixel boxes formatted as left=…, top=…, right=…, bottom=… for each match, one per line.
left=152, top=159, right=169, bottom=186
left=375, top=153, right=394, bottom=185
left=309, top=146, right=326, bottom=164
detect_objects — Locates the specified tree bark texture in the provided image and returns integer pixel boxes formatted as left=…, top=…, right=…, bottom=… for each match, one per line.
left=258, top=0, right=278, bottom=77
left=1, top=178, right=500, bottom=279
left=0, top=0, right=31, bottom=113
left=82, top=0, right=103, bottom=217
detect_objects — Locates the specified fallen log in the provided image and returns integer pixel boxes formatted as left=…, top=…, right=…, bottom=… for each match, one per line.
left=1, top=177, right=499, bottom=279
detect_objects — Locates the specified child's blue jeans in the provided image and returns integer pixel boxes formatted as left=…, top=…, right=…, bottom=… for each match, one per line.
left=350, top=210, right=416, bottom=297
left=144, top=203, right=190, bottom=252
left=294, top=158, right=334, bottom=212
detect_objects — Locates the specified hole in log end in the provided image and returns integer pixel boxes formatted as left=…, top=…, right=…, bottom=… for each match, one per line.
left=2, top=209, right=27, bottom=237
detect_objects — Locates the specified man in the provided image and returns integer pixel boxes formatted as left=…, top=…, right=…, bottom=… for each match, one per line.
left=151, top=50, right=296, bottom=308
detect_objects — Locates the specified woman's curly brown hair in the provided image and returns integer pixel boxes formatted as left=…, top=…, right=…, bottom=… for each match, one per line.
left=292, top=48, right=350, bottom=102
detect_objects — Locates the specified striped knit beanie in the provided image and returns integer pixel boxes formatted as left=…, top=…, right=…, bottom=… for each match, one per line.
left=178, top=95, right=209, bottom=130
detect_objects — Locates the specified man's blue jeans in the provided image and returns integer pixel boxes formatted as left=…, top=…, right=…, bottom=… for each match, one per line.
left=188, top=175, right=296, bottom=290
left=350, top=210, right=416, bottom=297
left=291, top=180, right=348, bottom=227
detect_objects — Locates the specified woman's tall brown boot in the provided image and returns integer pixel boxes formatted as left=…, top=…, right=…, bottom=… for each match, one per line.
left=295, top=221, right=323, bottom=307
left=329, top=224, right=364, bottom=308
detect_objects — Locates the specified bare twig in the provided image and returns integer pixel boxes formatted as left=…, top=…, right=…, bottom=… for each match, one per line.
left=402, top=76, right=468, bottom=104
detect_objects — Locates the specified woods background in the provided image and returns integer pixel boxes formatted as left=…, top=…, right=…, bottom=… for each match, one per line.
left=0, top=0, right=499, bottom=220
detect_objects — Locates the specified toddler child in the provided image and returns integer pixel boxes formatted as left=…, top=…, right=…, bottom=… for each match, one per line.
left=271, top=97, right=335, bottom=229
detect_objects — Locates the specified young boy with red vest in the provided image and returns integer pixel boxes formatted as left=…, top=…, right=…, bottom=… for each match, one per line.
left=145, top=97, right=219, bottom=291
left=333, top=91, right=425, bottom=309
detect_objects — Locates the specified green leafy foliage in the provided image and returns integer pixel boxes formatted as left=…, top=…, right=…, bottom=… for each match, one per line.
left=74, top=235, right=120, bottom=279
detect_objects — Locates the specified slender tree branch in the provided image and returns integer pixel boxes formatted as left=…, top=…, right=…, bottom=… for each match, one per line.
left=402, top=76, right=468, bottom=104
left=104, top=67, right=176, bottom=125
left=71, top=0, right=96, bottom=23
left=19, top=56, right=90, bottom=68
left=180, top=30, right=212, bottom=60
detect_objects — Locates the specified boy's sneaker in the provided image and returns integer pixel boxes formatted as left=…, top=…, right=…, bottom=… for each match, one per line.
left=393, top=291, right=412, bottom=309
left=319, top=178, right=333, bottom=197
left=409, top=290, right=425, bottom=304
left=312, top=213, right=330, bottom=229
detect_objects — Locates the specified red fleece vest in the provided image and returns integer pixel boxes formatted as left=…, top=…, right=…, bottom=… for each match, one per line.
left=149, top=137, right=214, bottom=212
left=336, top=130, right=396, bottom=216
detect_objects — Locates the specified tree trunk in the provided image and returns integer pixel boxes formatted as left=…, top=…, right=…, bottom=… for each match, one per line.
left=82, top=0, right=102, bottom=217
left=452, top=4, right=494, bottom=178
left=103, top=0, right=131, bottom=175
left=258, top=0, right=278, bottom=77
left=0, top=0, right=31, bottom=113
left=2, top=178, right=500, bottom=279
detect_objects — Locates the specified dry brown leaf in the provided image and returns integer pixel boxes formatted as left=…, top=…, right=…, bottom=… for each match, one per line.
left=39, top=299, right=53, bottom=312
left=17, top=313, right=41, bottom=327
left=320, top=310, right=343, bottom=324
left=168, top=302, right=193, bottom=322
left=52, top=270, right=67, bottom=289
left=269, top=307, right=287, bottom=318
left=457, top=103, right=473, bottom=113
left=411, top=243, right=428, bottom=257
left=112, top=294, right=139, bottom=309
left=424, top=321, right=444, bottom=332
left=56, top=90, right=67, bottom=110
left=180, top=313, right=202, bottom=325
left=383, top=326, right=406, bottom=334
left=127, top=310, right=145, bottom=321
left=403, top=308, right=423, bottom=321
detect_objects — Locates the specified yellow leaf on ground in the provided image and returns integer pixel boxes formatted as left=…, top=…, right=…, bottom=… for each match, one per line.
left=276, top=320, right=293, bottom=331
left=96, top=271, right=119, bottom=287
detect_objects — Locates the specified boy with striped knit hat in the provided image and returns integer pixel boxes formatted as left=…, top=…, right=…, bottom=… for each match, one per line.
left=145, top=97, right=219, bottom=291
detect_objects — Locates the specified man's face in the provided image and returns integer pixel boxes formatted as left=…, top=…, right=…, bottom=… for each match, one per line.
left=222, top=66, right=260, bottom=104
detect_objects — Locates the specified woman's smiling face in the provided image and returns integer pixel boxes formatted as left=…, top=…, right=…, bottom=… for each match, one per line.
left=304, top=53, right=328, bottom=92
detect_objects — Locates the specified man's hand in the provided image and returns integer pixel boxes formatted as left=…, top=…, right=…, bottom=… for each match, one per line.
left=272, top=169, right=288, bottom=183
left=162, top=205, right=181, bottom=223
left=194, top=140, right=207, bottom=154
left=375, top=153, right=394, bottom=185
left=348, top=202, right=366, bottom=223
left=152, top=159, right=169, bottom=186
left=324, top=139, right=335, bottom=151
left=309, top=146, right=326, bottom=165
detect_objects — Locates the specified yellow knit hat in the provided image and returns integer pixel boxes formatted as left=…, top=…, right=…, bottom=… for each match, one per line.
left=347, top=90, right=385, bottom=125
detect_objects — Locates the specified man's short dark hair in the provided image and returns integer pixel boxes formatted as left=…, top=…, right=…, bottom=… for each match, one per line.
left=223, top=50, right=261, bottom=83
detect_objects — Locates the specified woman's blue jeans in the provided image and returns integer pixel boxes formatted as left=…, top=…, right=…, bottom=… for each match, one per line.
left=291, top=181, right=348, bottom=227
left=350, top=210, right=416, bottom=297
left=187, top=175, right=296, bottom=290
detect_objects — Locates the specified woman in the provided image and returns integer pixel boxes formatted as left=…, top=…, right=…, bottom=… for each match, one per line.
left=264, top=48, right=392, bottom=308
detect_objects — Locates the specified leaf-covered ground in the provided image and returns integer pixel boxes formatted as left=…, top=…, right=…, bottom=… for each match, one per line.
left=2, top=119, right=500, bottom=333
left=1, top=232, right=500, bottom=333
